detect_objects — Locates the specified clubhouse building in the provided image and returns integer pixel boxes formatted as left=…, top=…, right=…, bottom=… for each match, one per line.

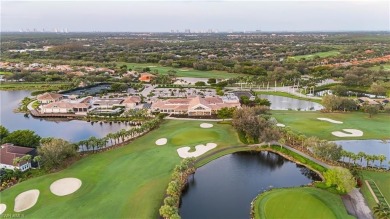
left=151, top=95, right=240, bottom=116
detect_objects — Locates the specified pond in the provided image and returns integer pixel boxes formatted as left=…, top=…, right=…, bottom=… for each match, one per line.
left=0, top=90, right=128, bottom=142
left=179, top=151, right=321, bottom=219
left=336, top=140, right=390, bottom=168
left=258, top=94, right=323, bottom=111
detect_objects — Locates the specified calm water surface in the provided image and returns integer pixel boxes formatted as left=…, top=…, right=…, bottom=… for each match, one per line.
left=336, top=140, right=390, bottom=167
left=259, top=94, right=323, bottom=111
left=0, top=90, right=128, bottom=142
left=179, top=151, right=320, bottom=219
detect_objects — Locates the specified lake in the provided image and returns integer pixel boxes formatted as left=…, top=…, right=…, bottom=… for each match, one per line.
left=0, top=90, right=128, bottom=142
left=336, top=140, right=390, bottom=167
left=259, top=94, right=323, bottom=111
left=179, top=151, right=321, bottom=219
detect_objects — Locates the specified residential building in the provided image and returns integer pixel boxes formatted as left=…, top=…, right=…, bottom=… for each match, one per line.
left=151, top=95, right=241, bottom=116
left=122, top=96, right=141, bottom=109
left=41, top=101, right=90, bottom=114
left=91, top=98, right=124, bottom=109
left=0, top=143, right=36, bottom=172
left=37, top=92, right=64, bottom=104
left=139, top=73, right=156, bottom=83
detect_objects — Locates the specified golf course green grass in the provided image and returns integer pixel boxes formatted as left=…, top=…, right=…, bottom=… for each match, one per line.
left=289, top=50, right=340, bottom=60
left=253, top=187, right=354, bottom=219
left=369, top=64, right=390, bottom=71
left=0, top=120, right=242, bottom=218
left=121, top=62, right=246, bottom=79
left=0, top=82, right=71, bottom=91
left=272, top=111, right=390, bottom=140
left=360, top=170, right=390, bottom=209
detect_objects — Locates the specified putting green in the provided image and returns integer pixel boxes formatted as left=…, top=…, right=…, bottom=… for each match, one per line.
left=254, top=187, right=354, bottom=219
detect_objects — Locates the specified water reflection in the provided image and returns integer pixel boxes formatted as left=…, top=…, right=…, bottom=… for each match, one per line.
left=0, top=90, right=128, bottom=142
left=259, top=94, right=323, bottom=111
left=179, top=151, right=320, bottom=219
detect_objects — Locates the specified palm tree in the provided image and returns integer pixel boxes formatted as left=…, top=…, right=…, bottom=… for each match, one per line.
left=13, top=157, right=21, bottom=168
left=358, top=152, right=366, bottom=165
left=33, top=155, right=42, bottom=169
left=378, top=154, right=386, bottom=168
left=88, top=136, right=98, bottom=152
left=106, top=133, right=114, bottom=147
left=373, top=203, right=390, bottom=219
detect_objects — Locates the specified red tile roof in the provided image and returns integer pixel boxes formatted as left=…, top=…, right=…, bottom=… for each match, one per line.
left=0, top=144, right=34, bottom=166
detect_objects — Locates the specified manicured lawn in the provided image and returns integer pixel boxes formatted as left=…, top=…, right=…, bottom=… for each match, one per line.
left=120, top=62, right=246, bottom=79
left=0, top=82, right=71, bottom=91
left=272, top=111, right=390, bottom=140
left=360, top=170, right=390, bottom=209
left=253, top=187, right=354, bottom=219
left=0, top=120, right=242, bottom=218
left=369, top=64, right=390, bottom=71
left=289, top=50, right=340, bottom=60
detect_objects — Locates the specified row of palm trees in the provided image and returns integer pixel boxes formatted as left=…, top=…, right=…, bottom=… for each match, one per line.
left=341, top=150, right=387, bottom=168
left=77, top=117, right=162, bottom=152
left=278, top=127, right=389, bottom=169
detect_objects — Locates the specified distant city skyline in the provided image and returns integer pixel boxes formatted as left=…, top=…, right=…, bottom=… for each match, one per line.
left=1, top=1, right=389, bottom=32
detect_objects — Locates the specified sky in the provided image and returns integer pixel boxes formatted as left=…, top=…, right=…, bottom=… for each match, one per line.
left=1, top=1, right=389, bottom=32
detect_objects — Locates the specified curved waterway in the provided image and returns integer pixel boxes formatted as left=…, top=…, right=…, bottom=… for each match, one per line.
left=259, top=94, right=323, bottom=111
left=0, top=90, right=128, bottom=142
left=179, top=151, right=321, bottom=219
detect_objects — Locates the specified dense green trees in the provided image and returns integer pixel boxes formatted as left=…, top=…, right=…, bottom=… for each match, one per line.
left=38, top=138, right=77, bottom=169
left=323, top=167, right=356, bottom=193
left=2, top=129, right=41, bottom=148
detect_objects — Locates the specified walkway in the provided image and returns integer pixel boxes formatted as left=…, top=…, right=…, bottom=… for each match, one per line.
left=27, top=100, right=37, bottom=111
left=342, top=188, right=373, bottom=219
left=251, top=142, right=332, bottom=169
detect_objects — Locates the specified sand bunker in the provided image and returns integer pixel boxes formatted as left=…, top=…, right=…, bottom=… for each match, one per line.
left=200, top=123, right=213, bottom=128
left=155, top=138, right=167, bottom=146
left=147, top=65, right=157, bottom=68
left=0, top=204, right=6, bottom=215
left=50, top=178, right=82, bottom=196
left=180, top=69, right=189, bottom=71
left=332, top=129, right=363, bottom=137
left=276, top=123, right=286, bottom=127
left=317, top=118, right=343, bottom=124
left=177, top=143, right=217, bottom=158
left=14, top=189, right=40, bottom=212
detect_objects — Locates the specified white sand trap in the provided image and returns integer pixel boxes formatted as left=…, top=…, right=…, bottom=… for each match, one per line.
left=276, top=123, right=286, bottom=127
left=0, top=204, right=6, bottom=215
left=332, top=129, right=363, bottom=137
left=155, top=138, right=167, bottom=146
left=180, top=69, right=189, bottom=71
left=177, top=143, right=217, bottom=158
left=147, top=65, right=157, bottom=68
left=317, top=118, right=343, bottom=124
left=50, top=178, right=82, bottom=196
left=14, top=189, right=40, bottom=212
left=200, top=123, right=213, bottom=128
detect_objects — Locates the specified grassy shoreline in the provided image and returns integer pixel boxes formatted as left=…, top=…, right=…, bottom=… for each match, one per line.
left=256, top=90, right=323, bottom=104
left=0, top=82, right=72, bottom=91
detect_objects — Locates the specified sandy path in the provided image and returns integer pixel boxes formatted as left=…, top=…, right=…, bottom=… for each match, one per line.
left=342, top=188, right=373, bottom=219
left=332, top=129, right=363, bottom=137
left=200, top=123, right=213, bottom=128
left=50, top=178, right=82, bottom=196
left=155, top=138, right=167, bottom=146
left=0, top=204, right=6, bottom=215
left=317, top=118, right=343, bottom=124
left=14, top=190, right=40, bottom=212
left=177, top=143, right=217, bottom=158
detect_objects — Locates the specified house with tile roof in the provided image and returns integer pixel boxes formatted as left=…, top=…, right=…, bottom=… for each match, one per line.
left=37, top=92, right=64, bottom=104
left=0, top=143, right=36, bottom=171
left=123, top=96, right=141, bottom=109
left=151, top=95, right=240, bottom=116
